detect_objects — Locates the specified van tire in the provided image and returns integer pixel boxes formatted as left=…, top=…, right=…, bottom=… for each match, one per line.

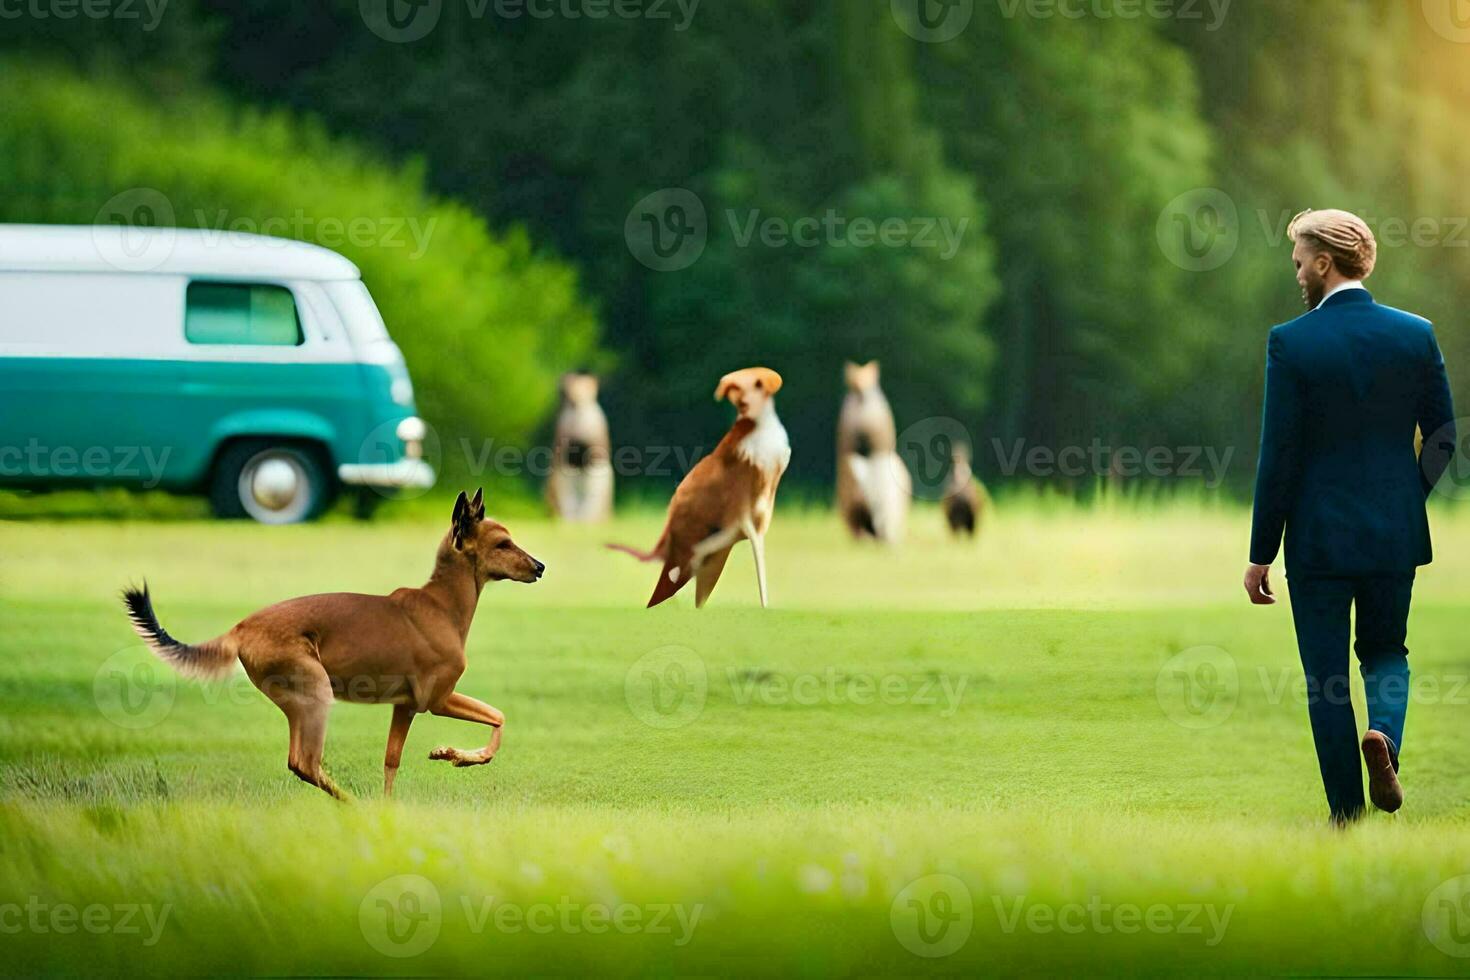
left=210, top=440, right=335, bottom=524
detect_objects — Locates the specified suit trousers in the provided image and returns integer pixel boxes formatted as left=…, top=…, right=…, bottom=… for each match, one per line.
left=1287, top=573, right=1415, bottom=821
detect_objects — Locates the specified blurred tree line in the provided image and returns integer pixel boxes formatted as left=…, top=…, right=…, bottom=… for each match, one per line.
left=4, top=1, right=1467, bottom=495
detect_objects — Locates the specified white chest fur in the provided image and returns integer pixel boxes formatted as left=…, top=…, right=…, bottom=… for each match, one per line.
left=737, top=404, right=791, bottom=475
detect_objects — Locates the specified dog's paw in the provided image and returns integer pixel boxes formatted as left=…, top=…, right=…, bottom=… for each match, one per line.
left=429, top=746, right=494, bottom=767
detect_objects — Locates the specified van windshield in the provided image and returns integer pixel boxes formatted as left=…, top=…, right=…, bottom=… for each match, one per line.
left=325, top=281, right=391, bottom=346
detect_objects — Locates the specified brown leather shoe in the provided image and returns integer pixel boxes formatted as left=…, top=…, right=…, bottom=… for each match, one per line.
left=1362, top=730, right=1404, bottom=813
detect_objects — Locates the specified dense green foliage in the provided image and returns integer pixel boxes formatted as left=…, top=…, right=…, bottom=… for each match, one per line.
left=6, top=2, right=1469, bottom=492
left=0, top=61, right=600, bottom=461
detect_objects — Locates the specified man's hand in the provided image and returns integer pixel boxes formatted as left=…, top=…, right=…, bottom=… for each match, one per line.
left=1244, top=563, right=1276, bottom=605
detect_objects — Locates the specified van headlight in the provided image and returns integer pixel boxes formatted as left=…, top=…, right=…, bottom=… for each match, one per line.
left=396, top=416, right=427, bottom=459
left=390, top=377, right=415, bottom=407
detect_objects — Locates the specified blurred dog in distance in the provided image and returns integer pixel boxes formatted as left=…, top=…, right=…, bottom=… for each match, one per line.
left=836, top=361, right=910, bottom=544
left=546, top=371, right=613, bottom=522
left=943, top=441, right=989, bottom=539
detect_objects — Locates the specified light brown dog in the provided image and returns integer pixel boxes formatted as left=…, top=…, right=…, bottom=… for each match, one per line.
left=836, top=361, right=910, bottom=543
left=546, top=372, right=614, bottom=522
left=121, top=490, right=543, bottom=800
left=610, top=367, right=790, bottom=608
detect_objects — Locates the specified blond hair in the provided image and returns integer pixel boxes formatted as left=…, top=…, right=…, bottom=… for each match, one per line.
left=1287, top=208, right=1377, bottom=279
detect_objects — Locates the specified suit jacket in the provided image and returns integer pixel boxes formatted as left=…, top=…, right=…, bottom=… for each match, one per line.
left=1249, top=288, right=1456, bottom=575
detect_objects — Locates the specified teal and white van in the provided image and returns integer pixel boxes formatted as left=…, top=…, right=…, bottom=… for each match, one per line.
left=0, top=224, right=433, bottom=522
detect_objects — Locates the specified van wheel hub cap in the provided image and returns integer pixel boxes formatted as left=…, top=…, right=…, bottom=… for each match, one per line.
left=238, top=451, right=313, bottom=524
left=251, top=459, right=300, bottom=510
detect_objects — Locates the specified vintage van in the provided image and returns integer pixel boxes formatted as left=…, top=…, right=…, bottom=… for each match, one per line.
left=0, top=224, right=433, bottom=523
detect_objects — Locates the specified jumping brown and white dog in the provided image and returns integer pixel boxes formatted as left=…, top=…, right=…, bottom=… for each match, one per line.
left=121, top=490, right=543, bottom=800
left=545, top=372, right=613, bottom=523
left=836, top=361, right=910, bottom=544
left=609, top=367, right=790, bottom=608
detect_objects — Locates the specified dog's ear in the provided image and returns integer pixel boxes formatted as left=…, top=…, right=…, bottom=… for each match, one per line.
left=470, top=487, right=485, bottom=521
left=451, top=490, right=472, bottom=549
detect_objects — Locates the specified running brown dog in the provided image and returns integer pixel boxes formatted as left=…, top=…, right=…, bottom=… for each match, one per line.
left=121, top=489, right=544, bottom=800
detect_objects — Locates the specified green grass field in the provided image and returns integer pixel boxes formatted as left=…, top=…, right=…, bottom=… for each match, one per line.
left=3, top=501, right=1470, bottom=976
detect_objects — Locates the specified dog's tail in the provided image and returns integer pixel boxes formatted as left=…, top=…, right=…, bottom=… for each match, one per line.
left=606, top=525, right=668, bottom=563
left=121, top=582, right=237, bottom=681
left=605, top=542, right=663, bottom=562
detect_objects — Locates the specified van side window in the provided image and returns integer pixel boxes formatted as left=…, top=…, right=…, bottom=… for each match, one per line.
left=185, top=282, right=303, bottom=346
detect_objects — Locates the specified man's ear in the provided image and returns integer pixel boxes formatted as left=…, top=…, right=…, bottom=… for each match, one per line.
left=451, top=490, right=470, bottom=549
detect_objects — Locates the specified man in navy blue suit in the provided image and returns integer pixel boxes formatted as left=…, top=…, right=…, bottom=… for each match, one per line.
left=1247, top=208, right=1457, bottom=824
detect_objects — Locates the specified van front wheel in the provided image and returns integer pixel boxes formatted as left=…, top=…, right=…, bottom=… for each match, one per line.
left=210, top=441, right=334, bottom=524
